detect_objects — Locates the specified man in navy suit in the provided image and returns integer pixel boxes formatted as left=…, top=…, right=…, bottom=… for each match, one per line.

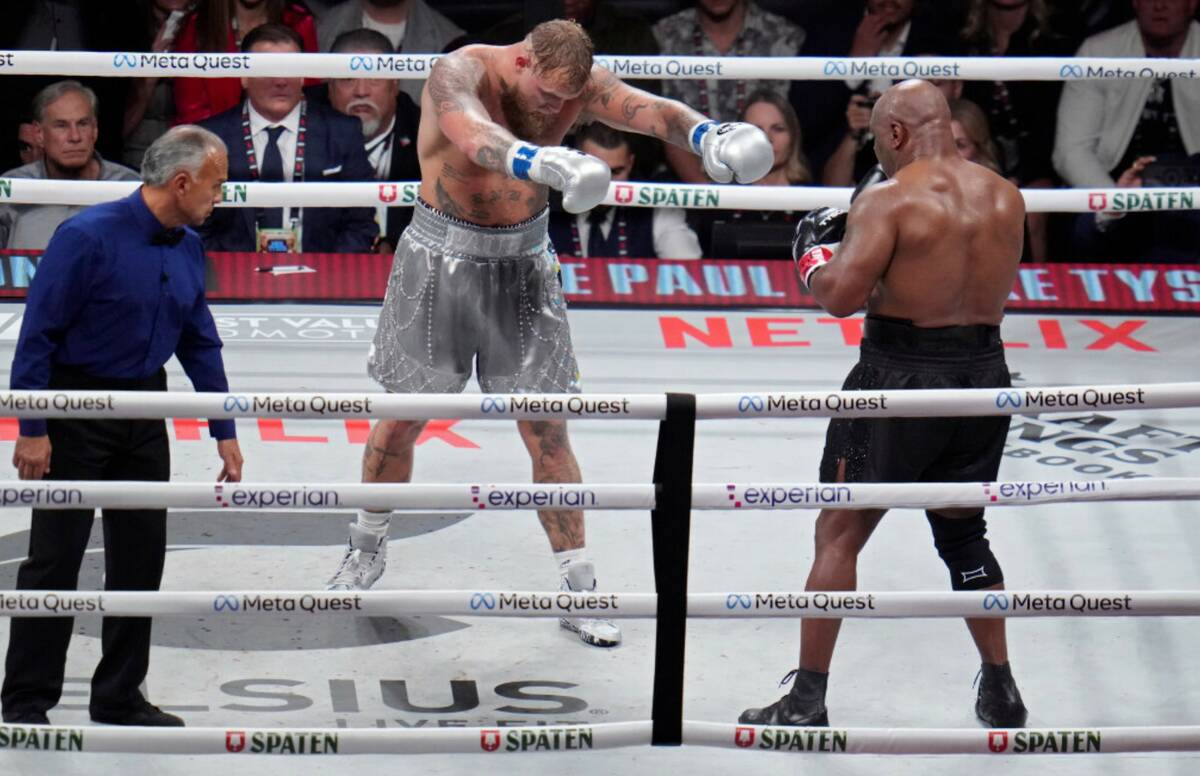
left=199, top=23, right=376, bottom=253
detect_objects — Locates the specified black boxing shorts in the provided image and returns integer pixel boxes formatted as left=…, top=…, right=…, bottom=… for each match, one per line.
left=819, top=314, right=1011, bottom=484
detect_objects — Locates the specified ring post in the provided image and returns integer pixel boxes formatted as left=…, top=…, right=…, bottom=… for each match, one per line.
left=649, top=392, right=696, bottom=746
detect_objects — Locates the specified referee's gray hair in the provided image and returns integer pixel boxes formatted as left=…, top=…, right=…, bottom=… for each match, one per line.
left=141, top=125, right=227, bottom=186
left=32, top=80, right=98, bottom=122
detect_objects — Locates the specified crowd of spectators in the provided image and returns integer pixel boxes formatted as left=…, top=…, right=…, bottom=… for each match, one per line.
left=0, top=0, right=1198, bottom=263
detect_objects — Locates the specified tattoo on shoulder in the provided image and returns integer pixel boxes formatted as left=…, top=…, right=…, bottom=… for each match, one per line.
left=428, top=55, right=482, bottom=117
left=584, top=69, right=620, bottom=110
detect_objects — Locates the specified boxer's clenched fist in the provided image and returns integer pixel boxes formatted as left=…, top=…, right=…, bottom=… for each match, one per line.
left=507, top=144, right=612, bottom=213
left=690, top=121, right=774, bottom=184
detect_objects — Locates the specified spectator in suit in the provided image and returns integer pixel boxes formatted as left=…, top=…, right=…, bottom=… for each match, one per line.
left=316, top=0, right=463, bottom=105
left=199, top=23, right=377, bottom=253
left=325, top=28, right=421, bottom=253
left=0, top=81, right=140, bottom=250
left=548, top=122, right=701, bottom=260
left=653, top=0, right=804, bottom=182
left=173, top=0, right=319, bottom=125
left=1054, top=0, right=1200, bottom=263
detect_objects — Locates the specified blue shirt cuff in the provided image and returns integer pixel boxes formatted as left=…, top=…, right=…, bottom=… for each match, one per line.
left=18, top=419, right=47, bottom=438
left=209, top=419, right=237, bottom=441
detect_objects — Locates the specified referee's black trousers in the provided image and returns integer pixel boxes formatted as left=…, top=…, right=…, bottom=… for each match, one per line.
left=2, top=367, right=170, bottom=719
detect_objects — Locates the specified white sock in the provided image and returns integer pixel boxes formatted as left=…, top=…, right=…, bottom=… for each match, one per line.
left=554, top=547, right=586, bottom=575
left=357, top=509, right=391, bottom=535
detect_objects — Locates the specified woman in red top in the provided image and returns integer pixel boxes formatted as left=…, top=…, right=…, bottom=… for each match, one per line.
left=173, top=0, right=318, bottom=124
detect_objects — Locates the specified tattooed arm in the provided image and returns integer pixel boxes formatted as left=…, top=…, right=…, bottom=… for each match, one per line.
left=427, top=51, right=519, bottom=173
left=579, top=65, right=709, bottom=150
left=581, top=65, right=774, bottom=185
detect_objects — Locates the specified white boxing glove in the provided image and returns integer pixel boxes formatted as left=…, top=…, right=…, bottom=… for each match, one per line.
left=690, top=121, right=773, bottom=184
left=506, top=143, right=612, bottom=213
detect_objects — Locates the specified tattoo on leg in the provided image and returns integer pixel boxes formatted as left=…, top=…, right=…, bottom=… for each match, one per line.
left=364, top=444, right=402, bottom=479
left=540, top=508, right=584, bottom=550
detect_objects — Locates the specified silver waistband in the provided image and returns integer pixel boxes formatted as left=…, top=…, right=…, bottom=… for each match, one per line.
left=406, top=198, right=549, bottom=260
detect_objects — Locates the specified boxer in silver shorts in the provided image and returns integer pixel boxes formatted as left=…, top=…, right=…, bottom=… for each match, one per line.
left=368, top=199, right=578, bottom=396
left=324, top=19, right=773, bottom=648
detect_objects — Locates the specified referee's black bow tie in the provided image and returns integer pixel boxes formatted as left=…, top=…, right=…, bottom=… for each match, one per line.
left=152, top=228, right=184, bottom=247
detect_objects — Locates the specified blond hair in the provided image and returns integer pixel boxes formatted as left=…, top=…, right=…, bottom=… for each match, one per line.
left=961, top=0, right=1051, bottom=49
left=740, top=90, right=812, bottom=185
left=527, top=20, right=594, bottom=92
left=949, top=98, right=1001, bottom=174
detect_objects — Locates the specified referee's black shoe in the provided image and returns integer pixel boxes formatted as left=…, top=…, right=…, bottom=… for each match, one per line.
left=975, top=662, right=1028, bottom=728
left=3, top=710, right=49, bottom=725
left=738, top=668, right=830, bottom=727
left=92, top=701, right=184, bottom=727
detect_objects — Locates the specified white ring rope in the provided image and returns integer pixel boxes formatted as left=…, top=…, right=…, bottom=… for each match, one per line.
left=3, top=50, right=1197, bottom=82
left=0, top=589, right=1195, bottom=619
left=0, top=383, right=1192, bottom=421
left=685, top=722, right=1200, bottom=754
left=690, top=590, right=1196, bottom=618
left=0, top=720, right=1196, bottom=755
left=0, top=590, right=657, bottom=618
left=0, top=720, right=649, bottom=755
left=0, top=178, right=1193, bottom=213
left=3, top=477, right=1199, bottom=511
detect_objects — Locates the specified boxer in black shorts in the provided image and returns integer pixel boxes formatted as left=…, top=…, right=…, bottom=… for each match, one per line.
left=740, top=80, right=1028, bottom=729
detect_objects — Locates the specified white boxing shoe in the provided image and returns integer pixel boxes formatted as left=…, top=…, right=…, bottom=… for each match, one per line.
left=559, top=561, right=622, bottom=647
left=326, top=523, right=387, bottom=591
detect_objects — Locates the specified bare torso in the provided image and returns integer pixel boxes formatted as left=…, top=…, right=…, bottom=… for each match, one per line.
left=417, top=47, right=585, bottom=226
left=868, top=157, right=1024, bottom=327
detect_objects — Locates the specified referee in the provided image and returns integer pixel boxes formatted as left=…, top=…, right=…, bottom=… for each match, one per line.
left=3, top=126, right=244, bottom=727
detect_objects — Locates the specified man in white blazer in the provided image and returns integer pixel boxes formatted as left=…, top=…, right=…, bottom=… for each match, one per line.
left=1053, top=1, right=1200, bottom=261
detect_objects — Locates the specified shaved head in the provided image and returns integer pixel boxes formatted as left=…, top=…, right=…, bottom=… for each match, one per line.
left=871, top=79, right=955, bottom=176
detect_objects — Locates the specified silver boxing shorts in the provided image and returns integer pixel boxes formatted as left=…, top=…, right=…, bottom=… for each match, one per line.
left=367, top=198, right=581, bottom=394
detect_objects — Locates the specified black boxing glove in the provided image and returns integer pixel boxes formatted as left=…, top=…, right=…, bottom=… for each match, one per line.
left=792, top=166, right=888, bottom=289
left=852, top=164, right=887, bottom=202
left=793, top=207, right=846, bottom=289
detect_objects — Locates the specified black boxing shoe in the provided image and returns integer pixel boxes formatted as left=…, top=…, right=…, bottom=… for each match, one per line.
left=738, top=668, right=829, bottom=727
left=91, top=701, right=184, bottom=727
left=975, top=662, right=1028, bottom=728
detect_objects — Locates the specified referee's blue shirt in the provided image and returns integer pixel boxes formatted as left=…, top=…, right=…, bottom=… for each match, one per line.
left=11, top=189, right=236, bottom=440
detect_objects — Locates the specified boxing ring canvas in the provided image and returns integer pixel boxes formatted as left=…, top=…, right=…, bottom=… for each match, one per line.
left=0, top=302, right=1196, bottom=774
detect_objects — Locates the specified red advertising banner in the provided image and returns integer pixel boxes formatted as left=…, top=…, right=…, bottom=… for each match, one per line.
left=0, top=251, right=1197, bottom=313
